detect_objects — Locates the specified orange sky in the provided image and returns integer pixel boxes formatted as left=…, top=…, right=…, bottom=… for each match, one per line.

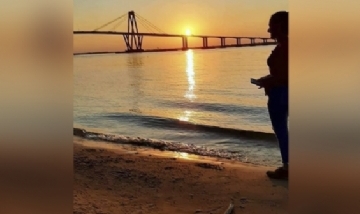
left=73, top=0, right=287, bottom=53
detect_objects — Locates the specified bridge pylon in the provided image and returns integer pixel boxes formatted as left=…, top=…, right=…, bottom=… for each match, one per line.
left=123, top=11, right=144, bottom=52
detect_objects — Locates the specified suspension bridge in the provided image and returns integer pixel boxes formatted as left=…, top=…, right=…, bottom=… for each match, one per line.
left=73, top=11, right=276, bottom=55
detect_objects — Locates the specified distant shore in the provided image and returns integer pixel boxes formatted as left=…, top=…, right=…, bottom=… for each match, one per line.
left=73, top=133, right=288, bottom=214
left=73, top=43, right=276, bottom=56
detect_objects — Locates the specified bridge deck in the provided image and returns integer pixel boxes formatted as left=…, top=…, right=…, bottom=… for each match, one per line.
left=73, top=43, right=277, bottom=56
left=73, top=31, right=272, bottom=40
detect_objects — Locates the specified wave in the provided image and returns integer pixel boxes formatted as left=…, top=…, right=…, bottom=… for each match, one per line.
left=160, top=100, right=267, bottom=115
left=103, top=113, right=276, bottom=141
left=74, top=128, right=253, bottom=162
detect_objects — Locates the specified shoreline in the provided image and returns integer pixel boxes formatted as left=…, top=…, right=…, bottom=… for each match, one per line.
left=74, top=136, right=288, bottom=214
left=73, top=127, right=277, bottom=167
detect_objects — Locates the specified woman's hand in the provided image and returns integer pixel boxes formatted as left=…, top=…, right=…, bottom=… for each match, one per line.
left=257, top=75, right=272, bottom=89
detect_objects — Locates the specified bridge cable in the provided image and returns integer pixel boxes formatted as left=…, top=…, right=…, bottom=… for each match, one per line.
left=136, top=18, right=156, bottom=33
left=93, top=13, right=127, bottom=31
left=127, top=14, right=154, bottom=33
left=138, top=21, right=156, bottom=33
left=135, top=13, right=166, bottom=34
left=109, top=17, right=127, bottom=31
left=136, top=15, right=165, bottom=34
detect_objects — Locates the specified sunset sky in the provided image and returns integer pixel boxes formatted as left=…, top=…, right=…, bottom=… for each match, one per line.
left=73, top=0, right=287, bottom=53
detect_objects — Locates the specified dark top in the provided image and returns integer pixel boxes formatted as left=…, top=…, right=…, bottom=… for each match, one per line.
left=263, top=38, right=288, bottom=94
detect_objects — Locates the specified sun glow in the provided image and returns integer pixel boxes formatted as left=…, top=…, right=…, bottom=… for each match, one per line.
left=185, top=29, right=191, bottom=36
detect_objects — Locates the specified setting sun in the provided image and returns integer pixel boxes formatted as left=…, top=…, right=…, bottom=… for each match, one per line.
left=185, top=29, right=191, bottom=36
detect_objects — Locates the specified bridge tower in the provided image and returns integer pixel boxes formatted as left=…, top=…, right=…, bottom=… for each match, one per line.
left=123, top=11, right=144, bottom=52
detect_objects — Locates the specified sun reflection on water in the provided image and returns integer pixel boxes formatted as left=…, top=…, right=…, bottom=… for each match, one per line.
left=179, top=110, right=192, bottom=121
left=178, top=50, right=196, bottom=122
left=184, top=50, right=196, bottom=101
left=177, top=152, right=189, bottom=159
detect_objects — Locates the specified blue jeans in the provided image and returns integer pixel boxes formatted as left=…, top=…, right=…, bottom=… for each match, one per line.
left=267, top=86, right=289, bottom=165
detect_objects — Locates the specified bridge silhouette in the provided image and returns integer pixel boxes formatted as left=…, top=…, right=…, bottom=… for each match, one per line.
left=74, top=11, right=276, bottom=54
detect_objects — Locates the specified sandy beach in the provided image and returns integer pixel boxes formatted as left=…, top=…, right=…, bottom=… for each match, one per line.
left=74, top=136, right=288, bottom=214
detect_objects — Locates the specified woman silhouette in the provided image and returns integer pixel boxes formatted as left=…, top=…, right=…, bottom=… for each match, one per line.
left=256, top=11, right=289, bottom=179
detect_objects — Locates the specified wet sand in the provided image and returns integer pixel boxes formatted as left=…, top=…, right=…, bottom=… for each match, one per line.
left=74, top=137, right=288, bottom=214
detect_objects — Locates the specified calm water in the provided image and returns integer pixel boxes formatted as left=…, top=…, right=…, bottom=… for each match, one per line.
left=74, top=46, right=282, bottom=166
